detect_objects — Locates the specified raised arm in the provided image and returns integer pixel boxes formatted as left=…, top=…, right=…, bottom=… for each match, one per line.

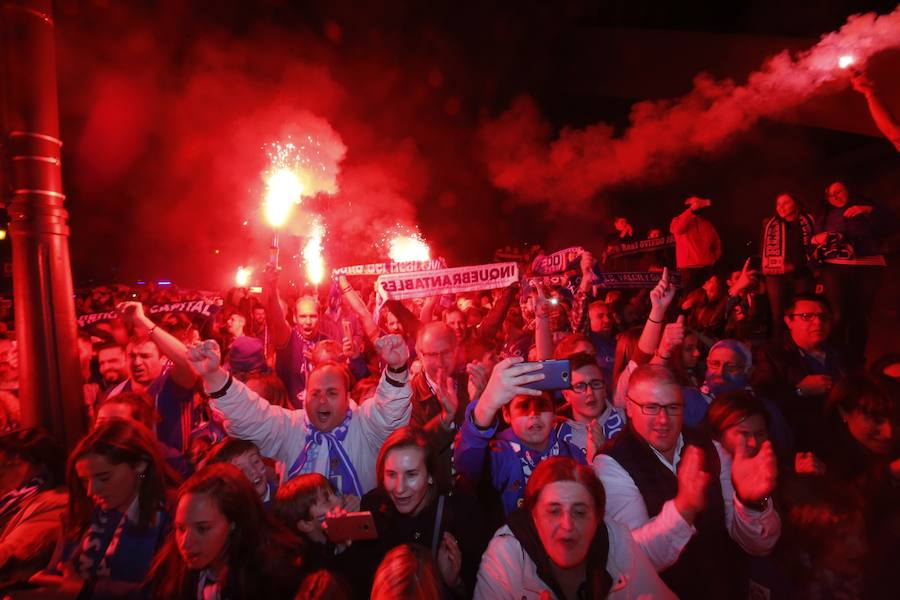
left=262, top=266, right=292, bottom=349
left=569, top=250, right=596, bottom=334
left=338, top=275, right=380, bottom=342
left=637, top=267, right=676, bottom=357
left=475, top=282, right=518, bottom=342
left=118, top=302, right=196, bottom=388
left=532, top=287, right=554, bottom=361
left=853, top=71, right=900, bottom=152
left=670, top=197, right=710, bottom=234
left=186, top=339, right=306, bottom=464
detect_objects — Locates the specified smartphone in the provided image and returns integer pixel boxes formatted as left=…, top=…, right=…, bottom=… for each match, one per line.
left=324, top=511, right=378, bottom=543
left=520, top=359, right=571, bottom=391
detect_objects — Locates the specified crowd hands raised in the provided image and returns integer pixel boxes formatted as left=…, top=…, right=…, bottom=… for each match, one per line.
left=1, top=185, right=898, bottom=599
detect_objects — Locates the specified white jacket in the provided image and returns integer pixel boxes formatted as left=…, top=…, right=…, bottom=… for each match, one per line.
left=475, top=520, right=676, bottom=600
left=208, top=371, right=411, bottom=493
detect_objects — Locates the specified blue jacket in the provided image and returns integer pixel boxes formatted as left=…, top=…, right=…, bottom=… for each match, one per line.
left=454, top=400, right=584, bottom=515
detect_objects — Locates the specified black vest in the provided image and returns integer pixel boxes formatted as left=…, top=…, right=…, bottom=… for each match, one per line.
left=603, top=425, right=739, bottom=600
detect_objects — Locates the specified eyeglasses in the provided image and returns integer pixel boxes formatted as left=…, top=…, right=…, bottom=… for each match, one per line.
left=706, top=360, right=745, bottom=374
left=420, top=349, right=456, bottom=360
left=787, top=312, right=830, bottom=322
left=572, top=379, right=605, bottom=394
left=627, top=397, right=683, bottom=416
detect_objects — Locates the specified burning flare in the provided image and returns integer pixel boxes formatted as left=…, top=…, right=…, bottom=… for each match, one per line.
left=264, top=168, right=303, bottom=227
left=838, top=54, right=855, bottom=69
left=388, top=232, right=431, bottom=263
left=303, top=219, right=326, bottom=284
left=235, top=266, right=252, bottom=287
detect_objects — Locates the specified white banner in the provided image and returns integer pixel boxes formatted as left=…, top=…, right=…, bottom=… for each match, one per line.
left=376, top=262, right=519, bottom=304
left=332, top=258, right=447, bottom=277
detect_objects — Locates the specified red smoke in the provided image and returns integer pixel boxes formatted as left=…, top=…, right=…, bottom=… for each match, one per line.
left=55, top=4, right=465, bottom=286
left=479, top=6, right=900, bottom=212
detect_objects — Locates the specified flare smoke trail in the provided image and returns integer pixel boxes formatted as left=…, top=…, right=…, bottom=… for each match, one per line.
left=480, top=6, right=900, bottom=212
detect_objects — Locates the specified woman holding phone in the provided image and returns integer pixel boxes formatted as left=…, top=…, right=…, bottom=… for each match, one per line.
left=342, top=427, right=489, bottom=598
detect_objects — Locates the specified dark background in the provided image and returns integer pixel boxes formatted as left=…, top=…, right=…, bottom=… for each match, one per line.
left=2, top=0, right=898, bottom=293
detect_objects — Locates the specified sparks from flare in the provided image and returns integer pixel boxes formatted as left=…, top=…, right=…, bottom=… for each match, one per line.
left=303, top=219, right=326, bottom=284
left=386, top=227, right=431, bottom=263
left=235, top=266, right=252, bottom=287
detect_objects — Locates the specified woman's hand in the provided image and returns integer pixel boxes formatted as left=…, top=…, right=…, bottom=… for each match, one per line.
left=436, top=531, right=463, bottom=588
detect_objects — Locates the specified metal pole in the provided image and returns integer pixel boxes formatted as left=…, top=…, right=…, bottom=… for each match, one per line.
left=1, top=0, right=86, bottom=448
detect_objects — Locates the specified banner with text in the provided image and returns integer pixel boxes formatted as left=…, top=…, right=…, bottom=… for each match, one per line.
left=530, top=246, right=584, bottom=275
left=77, top=300, right=221, bottom=329
left=605, top=236, right=674, bottom=258
left=332, top=258, right=447, bottom=277
left=376, top=262, right=519, bottom=303
left=594, top=271, right=682, bottom=289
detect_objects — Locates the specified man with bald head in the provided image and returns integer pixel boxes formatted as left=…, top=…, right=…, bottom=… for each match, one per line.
left=190, top=333, right=412, bottom=497
left=263, top=266, right=333, bottom=409
left=594, top=364, right=780, bottom=600
left=410, top=321, right=488, bottom=489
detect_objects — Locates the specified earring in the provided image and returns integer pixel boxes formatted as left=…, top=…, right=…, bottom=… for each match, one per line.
left=428, top=477, right=434, bottom=486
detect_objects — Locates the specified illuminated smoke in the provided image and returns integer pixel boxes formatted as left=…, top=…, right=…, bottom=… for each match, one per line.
left=480, top=6, right=900, bottom=211
left=385, top=225, right=431, bottom=262
left=303, top=218, right=326, bottom=285
left=235, top=266, right=252, bottom=287
left=838, top=55, right=856, bottom=69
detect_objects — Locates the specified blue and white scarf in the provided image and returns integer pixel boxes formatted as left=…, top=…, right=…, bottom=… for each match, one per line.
left=509, top=430, right=562, bottom=481
left=287, top=410, right=363, bottom=497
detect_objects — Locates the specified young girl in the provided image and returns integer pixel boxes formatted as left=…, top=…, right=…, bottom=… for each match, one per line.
left=30, top=419, right=176, bottom=598
left=146, top=463, right=303, bottom=599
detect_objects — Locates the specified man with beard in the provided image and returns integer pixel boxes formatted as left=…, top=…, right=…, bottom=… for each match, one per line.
left=96, top=343, right=128, bottom=391
left=681, top=339, right=793, bottom=461
left=107, top=304, right=199, bottom=453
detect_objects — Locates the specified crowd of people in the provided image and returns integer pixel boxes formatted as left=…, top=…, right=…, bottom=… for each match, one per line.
left=0, top=180, right=898, bottom=600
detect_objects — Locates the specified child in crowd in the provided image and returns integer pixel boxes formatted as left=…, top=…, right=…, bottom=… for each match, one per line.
left=204, top=437, right=278, bottom=506
left=455, top=357, right=585, bottom=515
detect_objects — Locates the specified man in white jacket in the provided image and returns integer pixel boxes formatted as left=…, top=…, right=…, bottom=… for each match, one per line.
left=186, top=334, right=412, bottom=497
left=475, top=457, right=674, bottom=600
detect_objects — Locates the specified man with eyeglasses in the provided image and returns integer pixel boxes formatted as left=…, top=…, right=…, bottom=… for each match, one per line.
left=556, top=352, right=625, bottom=461
left=752, top=294, right=847, bottom=453
left=594, top=364, right=780, bottom=600
left=409, top=321, right=489, bottom=490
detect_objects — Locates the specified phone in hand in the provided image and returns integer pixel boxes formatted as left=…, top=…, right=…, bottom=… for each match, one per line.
left=324, top=511, right=378, bottom=543
left=520, top=359, right=571, bottom=391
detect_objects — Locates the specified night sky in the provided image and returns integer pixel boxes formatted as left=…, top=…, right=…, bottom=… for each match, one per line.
left=31, top=0, right=900, bottom=288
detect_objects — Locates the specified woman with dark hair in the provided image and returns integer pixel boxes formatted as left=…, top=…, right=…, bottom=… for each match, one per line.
left=817, top=372, right=899, bottom=483
left=762, top=193, right=816, bottom=339
left=0, top=429, right=67, bottom=583
left=344, top=426, right=488, bottom=598
left=704, top=391, right=771, bottom=460
left=791, top=372, right=900, bottom=597
left=26, top=419, right=177, bottom=598
left=475, top=456, right=673, bottom=599
left=681, top=273, right=728, bottom=340
left=146, top=463, right=303, bottom=599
